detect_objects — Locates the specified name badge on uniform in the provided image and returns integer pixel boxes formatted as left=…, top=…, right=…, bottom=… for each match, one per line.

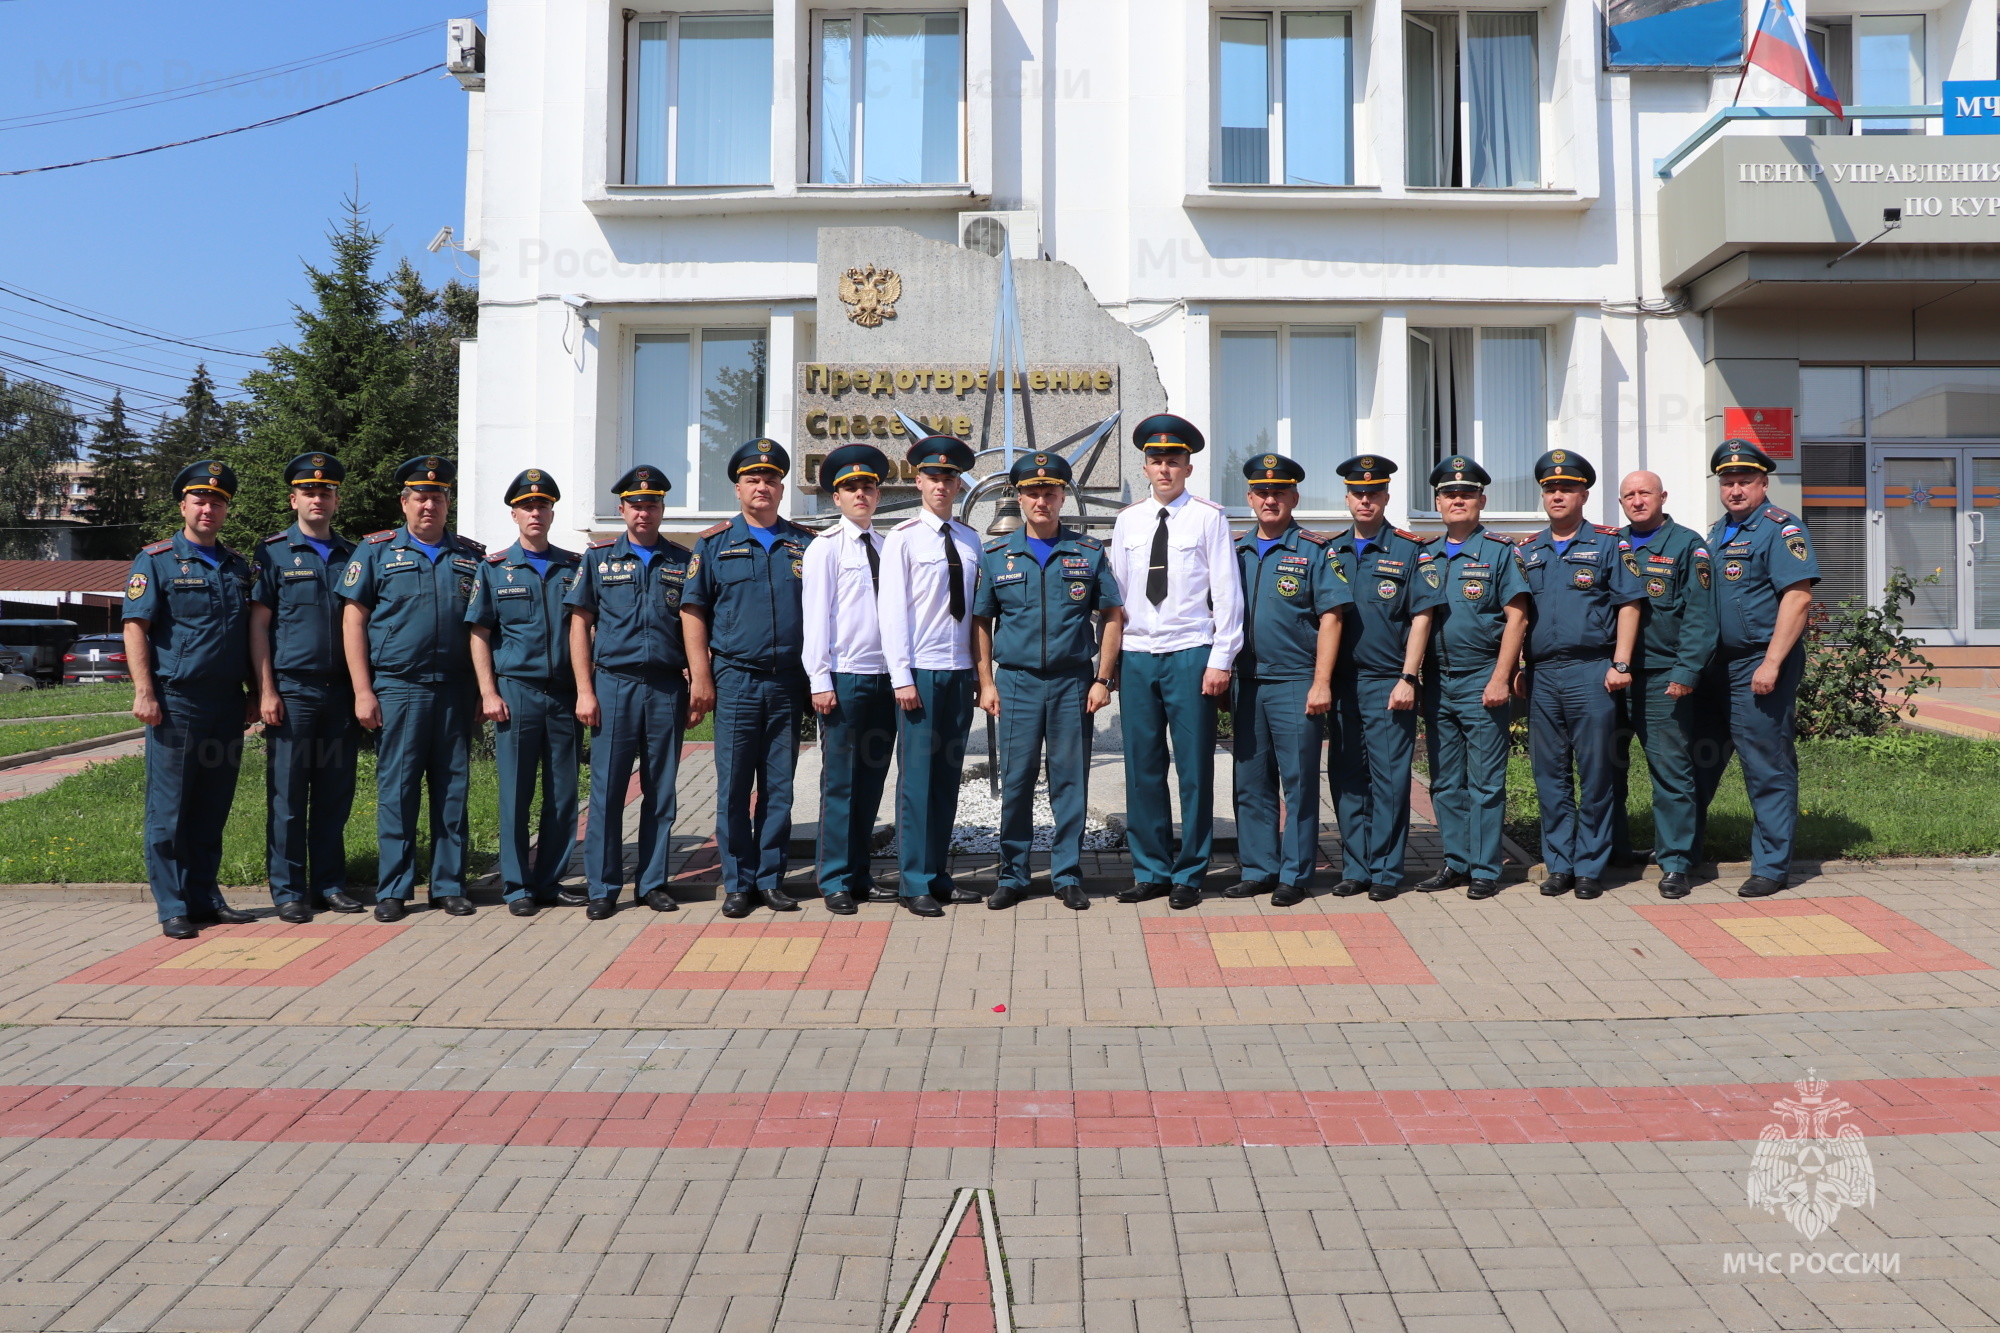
left=602, top=572, right=634, bottom=585
left=452, top=557, right=478, bottom=571
left=994, top=571, right=1027, bottom=585
left=1566, top=549, right=1599, bottom=562
left=495, top=586, right=531, bottom=599
left=1459, top=562, right=1490, bottom=573
left=718, top=548, right=750, bottom=559
left=281, top=569, right=317, bottom=580
left=1374, top=558, right=1404, bottom=573
left=661, top=569, right=686, bottom=584
left=171, top=577, right=208, bottom=588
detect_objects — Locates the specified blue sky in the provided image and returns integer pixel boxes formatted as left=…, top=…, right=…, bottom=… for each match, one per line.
left=0, top=0, right=479, bottom=434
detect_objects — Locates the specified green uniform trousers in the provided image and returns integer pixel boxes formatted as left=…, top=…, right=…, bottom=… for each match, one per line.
left=143, top=684, right=246, bottom=923
left=263, top=674, right=357, bottom=907
left=1121, top=648, right=1216, bottom=889
left=1421, top=670, right=1511, bottom=883
left=816, top=671, right=895, bottom=897
left=1693, top=647, right=1805, bottom=881
left=495, top=676, right=579, bottom=903
left=996, top=663, right=1093, bottom=892
left=583, top=669, right=684, bottom=903
left=1331, top=672, right=1417, bottom=888
left=1231, top=677, right=1325, bottom=889
left=1612, top=669, right=1700, bottom=875
left=373, top=677, right=473, bottom=902
left=895, top=667, right=975, bottom=899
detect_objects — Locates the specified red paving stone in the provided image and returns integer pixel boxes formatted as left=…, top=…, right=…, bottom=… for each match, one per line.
left=3, top=1076, right=1994, bottom=1148
left=1140, top=911, right=1437, bottom=987
left=909, top=1203, right=997, bottom=1333
left=590, top=918, right=893, bottom=991
left=1634, top=895, right=1993, bottom=980
left=55, top=920, right=413, bottom=988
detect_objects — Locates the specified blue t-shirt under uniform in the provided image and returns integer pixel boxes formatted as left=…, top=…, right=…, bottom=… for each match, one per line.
left=628, top=541, right=659, bottom=567
left=1026, top=536, right=1058, bottom=566
left=185, top=542, right=222, bottom=567
left=523, top=550, right=553, bottom=578
left=407, top=536, right=445, bottom=563
left=1444, top=539, right=1465, bottom=558
left=302, top=536, right=335, bottom=565
left=1628, top=527, right=1659, bottom=549
left=746, top=525, right=779, bottom=551
left=1255, top=537, right=1282, bottom=559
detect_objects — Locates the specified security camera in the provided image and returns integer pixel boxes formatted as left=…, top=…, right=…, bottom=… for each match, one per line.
left=561, top=293, right=590, bottom=310
left=426, top=225, right=456, bottom=253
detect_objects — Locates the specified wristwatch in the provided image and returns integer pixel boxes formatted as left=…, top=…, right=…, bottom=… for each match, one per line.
left=1399, top=672, right=1420, bottom=686
left=1094, top=676, right=1115, bottom=690
left=1612, top=660, right=1631, bottom=673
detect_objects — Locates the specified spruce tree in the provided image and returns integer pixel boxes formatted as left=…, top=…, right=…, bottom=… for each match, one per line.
left=78, top=392, right=148, bottom=559
left=143, top=365, right=243, bottom=542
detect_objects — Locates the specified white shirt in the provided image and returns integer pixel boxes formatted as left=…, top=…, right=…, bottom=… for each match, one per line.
left=801, top=516, right=887, bottom=692
left=878, top=508, right=981, bottom=686
left=1110, top=488, right=1243, bottom=670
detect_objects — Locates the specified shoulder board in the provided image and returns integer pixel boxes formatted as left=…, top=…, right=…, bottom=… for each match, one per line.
left=1296, top=529, right=1326, bottom=546
left=142, top=539, right=174, bottom=555
left=697, top=521, right=732, bottom=539
left=588, top=537, right=617, bottom=549
left=983, top=537, right=1009, bottom=552
left=454, top=535, right=485, bottom=554
left=262, top=532, right=288, bottom=546
left=1512, top=533, right=1536, bottom=546
left=219, top=546, right=242, bottom=562
left=550, top=546, right=581, bottom=564
left=486, top=552, right=507, bottom=564
left=895, top=517, right=924, bottom=531
left=1593, top=524, right=1618, bottom=535
left=1189, top=495, right=1225, bottom=511
left=1075, top=535, right=1102, bottom=550
left=365, top=530, right=396, bottom=544
left=1764, top=506, right=1795, bottom=523
left=1392, top=528, right=1418, bottom=542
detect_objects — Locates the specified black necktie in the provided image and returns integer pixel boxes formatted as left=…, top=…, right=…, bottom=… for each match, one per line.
left=860, top=531, right=879, bottom=592
left=1147, top=507, right=1170, bottom=606
left=942, top=522, right=965, bottom=621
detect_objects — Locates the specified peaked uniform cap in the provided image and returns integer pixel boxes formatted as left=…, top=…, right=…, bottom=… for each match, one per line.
left=1711, top=438, right=1777, bottom=474
left=727, top=438, right=791, bottom=480
left=395, top=455, right=457, bottom=490
left=283, top=452, right=345, bottom=486
left=1009, top=451, right=1073, bottom=486
left=1242, top=452, right=1306, bottom=485
left=820, top=443, right=890, bottom=490
left=175, top=460, right=237, bottom=498
left=612, top=465, right=668, bottom=498
left=507, top=468, right=563, bottom=504
left=1533, top=449, right=1596, bottom=488
left=1335, top=454, right=1397, bottom=489
left=1427, top=455, right=1491, bottom=490
left=1130, top=413, right=1204, bottom=454
left=908, top=435, right=976, bottom=473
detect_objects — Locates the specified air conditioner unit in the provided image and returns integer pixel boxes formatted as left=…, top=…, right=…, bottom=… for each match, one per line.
left=958, top=210, right=1041, bottom=259
left=447, top=19, right=486, bottom=90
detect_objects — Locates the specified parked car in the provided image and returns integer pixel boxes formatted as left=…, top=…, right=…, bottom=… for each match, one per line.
left=0, top=620, right=80, bottom=682
left=62, top=634, right=130, bottom=685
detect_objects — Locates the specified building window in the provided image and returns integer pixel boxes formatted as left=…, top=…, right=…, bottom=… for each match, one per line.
left=632, top=329, right=768, bottom=512
left=1409, top=326, right=1546, bottom=513
left=1405, top=12, right=1539, bottom=188
left=1213, top=326, right=1357, bottom=510
left=1807, top=15, right=1924, bottom=136
left=1214, top=12, right=1354, bottom=185
left=628, top=15, right=775, bottom=185
left=814, top=11, right=964, bottom=185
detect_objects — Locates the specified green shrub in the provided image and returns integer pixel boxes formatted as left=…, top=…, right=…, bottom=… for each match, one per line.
left=1797, top=569, right=1939, bottom=739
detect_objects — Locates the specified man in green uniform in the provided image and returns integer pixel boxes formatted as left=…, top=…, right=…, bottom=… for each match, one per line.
left=1328, top=456, right=1442, bottom=902
left=1610, top=470, right=1716, bottom=899
left=250, top=452, right=360, bottom=922
left=340, top=455, right=485, bottom=922
left=1229, top=453, right=1350, bottom=906
left=972, top=450, right=1124, bottom=911
left=682, top=440, right=814, bottom=918
left=468, top=469, right=583, bottom=917
left=1694, top=440, right=1819, bottom=898
left=1414, top=457, right=1531, bottom=902
left=124, top=461, right=258, bottom=939
left=567, top=466, right=695, bottom=919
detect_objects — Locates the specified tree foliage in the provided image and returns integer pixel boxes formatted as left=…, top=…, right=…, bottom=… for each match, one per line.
left=1797, top=569, right=1942, bottom=738
left=0, top=373, right=80, bottom=559
left=140, top=365, right=244, bottom=542
left=75, top=392, right=148, bottom=560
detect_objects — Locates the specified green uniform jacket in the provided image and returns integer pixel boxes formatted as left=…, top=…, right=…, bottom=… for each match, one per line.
left=1616, top=516, right=1716, bottom=688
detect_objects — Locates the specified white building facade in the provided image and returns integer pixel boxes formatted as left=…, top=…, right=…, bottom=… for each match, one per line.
left=453, top=0, right=2000, bottom=659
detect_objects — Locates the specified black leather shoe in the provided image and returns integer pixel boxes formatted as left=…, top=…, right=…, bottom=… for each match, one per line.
left=903, top=894, right=944, bottom=917
left=823, top=891, right=857, bottom=915
left=586, top=898, right=616, bottom=920
left=436, top=896, right=475, bottom=917
left=1330, top=880, right=1367, bottom=898
left=1367, top=884, right=1399, bottom=902
left=276, top=901, right=312, bottom=924
left=1738, top=875, right=1787, bottom=898
left=1115, top=882, right=1169, bottom=904
left=721, top=893, right=755, bottom=918
left=1223, top=881, right=1272, bottom=899
left=1416, top=869, right=1465, bottom=893
left=199, top=905, right=256, bottom=925
left=556, top=889, right=590, bottom=907
left=1270, top=883, right=1308, bottom=908
left=1658, top=872, right=1692, bottom=900
left=323, top=891, right=365, bottom=913
left=509, top=899, right=538, bottom=918
left=374, top=898, right=406, bottom=923
left=642, top=889, right=679, bottom=912
left=1573, top=878, right=1604, bottom=900
left=1467, top=880, right=1502, bottom=900
left=759, top=888, right=801, bottom=913
left=1539, top=874, right=1575, bottom=898
left=948, top=886, right=985, bottom=905
left=1061, top=884, right=1091, bottom=911
left=858, top=885, right=902, bottom=903
left=1168, top=885, right=1201, bottom=910
left=160, top=917, right=197, bottom=940
left=987, top=885, right=1022, bottom=910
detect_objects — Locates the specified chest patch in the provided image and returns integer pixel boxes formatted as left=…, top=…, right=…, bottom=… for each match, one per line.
left=1646, top=576, right=1667, bottom=598
left=1275, top=573, right=1300, bottom=598
left=1571, top=569, right=1595, bottom=590
left=1376, top=579, right=1398, bottom=600
left=1068, top=580, right=1089, bottom=601
left=1461, top=580, right=1485, bottom=600
left=1724, top=560, right=1745, bottom=581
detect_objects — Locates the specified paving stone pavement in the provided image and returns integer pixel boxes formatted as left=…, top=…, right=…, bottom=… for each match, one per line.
left=0, top=747, right=1995, bottom=1330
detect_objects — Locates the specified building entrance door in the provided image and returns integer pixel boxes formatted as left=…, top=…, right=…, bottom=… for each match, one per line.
left=1873, top=448, right=2000, bottom=644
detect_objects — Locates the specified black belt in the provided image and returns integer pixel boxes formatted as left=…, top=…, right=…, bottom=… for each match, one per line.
left=1529, top=649, right=1611, bottom=665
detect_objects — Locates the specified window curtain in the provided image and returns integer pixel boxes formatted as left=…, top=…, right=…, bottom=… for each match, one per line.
left=699, top=333, right=767, bottom=511
left=676, top=17, right=773, bottom=185
left=1289, top=328, right=1356, bottom=508
left=862, top=13, right=962, bottom=184
left=1411, top=328, right=1473, bottom=485
left=1467, top=13, right=1537, bottom=188
left=1218, top=18, right=1271, bottom=184
left=633, top=334, right=690, bottom=500
left=819, top=20, right=854, bottom=183
left=632, top=23, right=669, bottom=185
left=1477, top=328, right=1546, bottom=512
left=1218, top=330, right=1280, bottom=491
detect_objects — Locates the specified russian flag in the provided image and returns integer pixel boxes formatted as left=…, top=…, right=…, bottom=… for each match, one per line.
left=1745, top=0, right=1843, bottom=118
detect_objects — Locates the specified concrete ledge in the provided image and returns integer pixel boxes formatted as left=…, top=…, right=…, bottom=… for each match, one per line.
left=0, top=728, right=143, bottom=773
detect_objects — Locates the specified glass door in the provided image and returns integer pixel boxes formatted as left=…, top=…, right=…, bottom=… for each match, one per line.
left=1872, top=448, right=2000, bottom=643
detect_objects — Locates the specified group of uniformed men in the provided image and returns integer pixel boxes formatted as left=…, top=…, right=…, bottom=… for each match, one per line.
left=122, top=417, right=1818, bottom=939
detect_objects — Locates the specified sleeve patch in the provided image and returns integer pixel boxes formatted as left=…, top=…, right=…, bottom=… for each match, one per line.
left=125, top=571, right=148, bottom=600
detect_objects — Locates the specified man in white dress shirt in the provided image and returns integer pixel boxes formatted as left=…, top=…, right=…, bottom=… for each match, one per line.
left=1110, top=413, right=1243, bottom=909
left=802, top=443, right=898, bottom=916
left=878, top=434, right=984, bottom=917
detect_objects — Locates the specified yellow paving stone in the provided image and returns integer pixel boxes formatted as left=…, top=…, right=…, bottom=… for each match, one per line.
left=155, top=937, right=325, bottom=971
left=675, top=936, right=821, bottom=973
left=1715, top=913, right=1891, bottom=957
left=1206, top=930, right=1354, bottom=970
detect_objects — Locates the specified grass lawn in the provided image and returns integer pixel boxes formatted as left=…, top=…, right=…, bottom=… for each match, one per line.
left=0, top=716, right=140, bottom=760
left=0, top=683, right=134, bottom=720
left=0, top=740, right=511, bottom=886
left=1501, top=730, right=2000, bottom=862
